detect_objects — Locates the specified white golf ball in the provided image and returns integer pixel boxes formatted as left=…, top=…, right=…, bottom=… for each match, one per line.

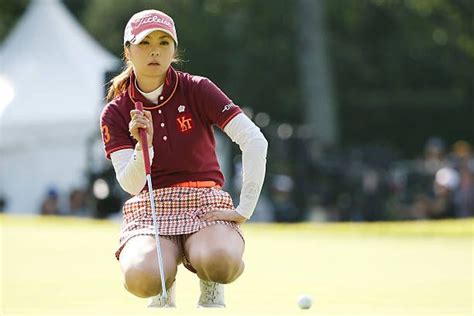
left=298, top=294, right=313, bottom=309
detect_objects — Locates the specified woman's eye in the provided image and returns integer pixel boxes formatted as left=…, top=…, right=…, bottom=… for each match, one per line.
left=139, top=41, right=149, bottom=45
left=160, top=40, right=170, bottom=46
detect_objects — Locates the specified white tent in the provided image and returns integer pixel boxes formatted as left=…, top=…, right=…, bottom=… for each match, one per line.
left=0, top=0, right=119, bottom=214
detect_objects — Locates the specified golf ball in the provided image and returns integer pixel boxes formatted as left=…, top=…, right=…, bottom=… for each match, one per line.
left=298, top=294, right=313, bottom=309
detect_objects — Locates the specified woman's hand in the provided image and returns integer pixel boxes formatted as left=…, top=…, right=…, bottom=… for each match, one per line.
left=200, top=209, right=248, bottom=224
left=129, top=109, right=153, bottom=150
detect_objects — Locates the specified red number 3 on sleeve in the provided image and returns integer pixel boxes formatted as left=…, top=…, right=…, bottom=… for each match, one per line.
left=102, top=125, right=111, bottom=144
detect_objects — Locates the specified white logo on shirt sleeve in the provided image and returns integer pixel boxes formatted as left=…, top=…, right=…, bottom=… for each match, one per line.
left=222, top=102, right=236, bottom=112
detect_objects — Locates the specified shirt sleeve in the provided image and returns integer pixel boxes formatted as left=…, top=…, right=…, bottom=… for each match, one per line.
left=223, top=113, right=268, bottom=219
left=197, top=78, right=242, bottom=129
left=100, top=103, right=135, bottom=159
left=110, top=147, right=154, bottom=195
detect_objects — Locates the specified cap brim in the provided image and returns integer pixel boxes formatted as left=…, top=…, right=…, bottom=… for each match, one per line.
left=131, top=28, right=177, bottom=45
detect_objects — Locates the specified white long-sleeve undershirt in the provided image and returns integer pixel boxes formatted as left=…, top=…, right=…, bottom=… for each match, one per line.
left=223, top=113, right=268, bottom=219
left=111, top=146, right=154, bottom=195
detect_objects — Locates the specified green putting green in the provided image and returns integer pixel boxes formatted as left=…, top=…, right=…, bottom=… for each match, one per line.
left=1, top=215, right=472, bottom=316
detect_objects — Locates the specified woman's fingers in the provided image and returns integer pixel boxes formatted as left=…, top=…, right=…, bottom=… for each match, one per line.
left=129, top=120, right=147, bottom=131
left=130, top=111, right=150, bottom=128
left=130, top=110, right=152, bottom=120
left=129, top=110, right=153, bottom=146
left=143, top=110, right=153, bottom=121
left=130, top=109, right=142, bottom=117
left=130, top=110, right=146, bottom=123
left=133, top=119, right=149, bottom=128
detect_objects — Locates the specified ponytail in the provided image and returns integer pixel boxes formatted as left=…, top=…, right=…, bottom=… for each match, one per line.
left=106, top=60, right=133, bottom=102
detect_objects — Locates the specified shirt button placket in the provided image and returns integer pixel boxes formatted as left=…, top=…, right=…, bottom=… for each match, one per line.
left=158, top=108, right=169, bottom=144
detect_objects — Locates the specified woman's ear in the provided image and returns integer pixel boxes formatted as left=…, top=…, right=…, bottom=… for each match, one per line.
left=124, top=46, right=130, bottom=60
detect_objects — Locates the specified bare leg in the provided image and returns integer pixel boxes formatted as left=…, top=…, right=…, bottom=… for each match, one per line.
left=119, top=236, right=180, bottom=298
left=184, top=224, right=245, bottom=284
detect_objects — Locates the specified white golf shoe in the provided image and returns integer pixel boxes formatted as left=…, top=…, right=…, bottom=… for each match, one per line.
left=147, top=281, right=176, bottom=308
left=197, top=280, right=225, bottom=308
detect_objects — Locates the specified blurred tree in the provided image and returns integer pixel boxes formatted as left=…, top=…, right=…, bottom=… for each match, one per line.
left=327, top=0, right=474, bottom=155
left=1, top=0, right=472, bottom=157
left=298, top=0, right=339, bottom=146
left=0, top=0, right=29, bottom=41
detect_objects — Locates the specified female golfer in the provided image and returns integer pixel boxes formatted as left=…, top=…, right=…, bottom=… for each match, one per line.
left=100, top=9, right=267, bottom=307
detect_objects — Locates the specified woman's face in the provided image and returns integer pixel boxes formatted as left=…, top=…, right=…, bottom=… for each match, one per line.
left=125, top=30, right=175, bottom=80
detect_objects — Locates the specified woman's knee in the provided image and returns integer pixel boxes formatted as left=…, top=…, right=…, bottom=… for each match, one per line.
left=123, top=259, right=177, bottom=297
left=120, top=237, right=179, bottom=297
left=123, top=265, right=160, bottom=298
left=193, top=246, right=244, bottom=283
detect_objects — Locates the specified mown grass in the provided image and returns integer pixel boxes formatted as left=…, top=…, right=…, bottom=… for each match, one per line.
left=1, top=215, right=472, bottom=316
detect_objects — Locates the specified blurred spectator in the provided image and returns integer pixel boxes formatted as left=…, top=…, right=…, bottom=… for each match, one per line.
left=404, top=137, right=451, bottom=219
left=454, top=166, right=474, bottom=217
left=270, top=174, right=300, bottom=222
left=0, top=195, right=6, bottom=213
left=65, top=188, right=90, bottom=217
left=449, top=140, right=474, bottom=217
left=359, top=168, right=386, bottom=221
left=40, top=188, right=60, bottom=215
left=410, top=167, right=459, bottom=219
left=415, top=137, right=448, bottom=175
left=448, top=140, right=473, bottom=169
left=406, top=139, right=474, bottom=219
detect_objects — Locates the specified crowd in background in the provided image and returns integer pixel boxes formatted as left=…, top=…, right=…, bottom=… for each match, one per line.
left=255, top=137, right=473, bottom=222
left=38, top=188, right=90, bottom=217
left=1, top=137, right=471, bottom=223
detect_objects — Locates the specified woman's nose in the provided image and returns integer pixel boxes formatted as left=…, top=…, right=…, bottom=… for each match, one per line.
left=151, top=49, right=160, bottom=56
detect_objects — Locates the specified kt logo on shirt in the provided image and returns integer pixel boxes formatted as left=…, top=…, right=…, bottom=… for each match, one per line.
left=176, top=114, right=193, bottom=133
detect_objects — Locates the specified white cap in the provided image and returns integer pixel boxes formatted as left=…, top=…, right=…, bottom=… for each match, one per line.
left=124, top=10, right=178, bottom=45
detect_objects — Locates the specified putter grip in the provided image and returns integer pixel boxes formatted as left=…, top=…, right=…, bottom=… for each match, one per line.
left=135, top=102, right=152, bottom=175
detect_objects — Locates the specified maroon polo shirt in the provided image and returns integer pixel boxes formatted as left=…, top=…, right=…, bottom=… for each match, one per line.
left=100, top=67, right=241, bottom=191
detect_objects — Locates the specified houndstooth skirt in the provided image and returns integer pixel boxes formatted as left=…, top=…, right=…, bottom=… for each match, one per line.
left=115, top=186, right=243, bottom=260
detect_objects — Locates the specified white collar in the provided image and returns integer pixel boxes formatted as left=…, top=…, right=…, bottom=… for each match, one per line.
left=135, top=79, right=164, bottom=104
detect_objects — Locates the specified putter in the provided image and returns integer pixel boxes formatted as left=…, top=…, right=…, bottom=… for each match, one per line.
left=135, top=101, right=168, bottom=305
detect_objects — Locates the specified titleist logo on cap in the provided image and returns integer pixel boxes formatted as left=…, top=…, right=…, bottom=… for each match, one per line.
left=133, top=14, right=173, bottom=28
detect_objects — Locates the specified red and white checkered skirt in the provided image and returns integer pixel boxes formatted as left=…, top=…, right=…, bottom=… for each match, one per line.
left=115, top=186, right=243, bottom=260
